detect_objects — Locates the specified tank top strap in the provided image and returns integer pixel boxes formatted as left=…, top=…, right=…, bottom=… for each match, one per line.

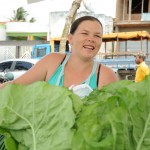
left=61, top=53, right=70, bottom=67
left=84, top=60, right=98, bottom=85
left=56, top=54, right=70, bottom=86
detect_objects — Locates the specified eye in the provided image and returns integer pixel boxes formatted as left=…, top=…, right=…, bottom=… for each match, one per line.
left=81, top=32, right=88, bottom=35
left=95, top=35, right=101, bottom=38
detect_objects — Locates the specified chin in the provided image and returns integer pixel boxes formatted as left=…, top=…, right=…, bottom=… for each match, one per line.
left=84, top=53, right=95, bottom=59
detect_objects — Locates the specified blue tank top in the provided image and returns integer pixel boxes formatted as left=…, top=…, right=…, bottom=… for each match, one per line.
left=48, top=54, right=98, bottom=89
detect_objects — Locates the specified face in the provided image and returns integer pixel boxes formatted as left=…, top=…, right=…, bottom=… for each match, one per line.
left=68, top=20, right=103, bottom=60
left=135, top=56, right=141, bottom=64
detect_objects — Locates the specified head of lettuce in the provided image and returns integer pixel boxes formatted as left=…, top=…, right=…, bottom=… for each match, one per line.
left=0, top=75, right=150, bottom=150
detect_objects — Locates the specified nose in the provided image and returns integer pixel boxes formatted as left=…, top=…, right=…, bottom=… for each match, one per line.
left=87, top=36, right=94, bottom=43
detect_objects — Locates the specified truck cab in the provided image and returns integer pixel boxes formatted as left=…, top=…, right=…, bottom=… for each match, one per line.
left=31, top=44, right=51, bottom=59
left=31, top=37, right=69, bottom=59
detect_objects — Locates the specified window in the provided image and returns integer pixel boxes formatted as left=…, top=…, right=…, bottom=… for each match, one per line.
left=14, top=61, right=33, bottom=71
left=33, top=47, right=47, bottom=58
left=127, top=0, right=149, bottom=14
left=0, top=61, right=13, bottom=72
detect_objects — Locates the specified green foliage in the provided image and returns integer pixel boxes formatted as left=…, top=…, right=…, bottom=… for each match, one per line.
left=9, top=7, right=36, bottom=23
left=0, top=75, right=150, bottom=150
left=0, top=129, right=17, bottom=150
left=0, top=135, right=5, bottom=150
left=29, top=17, right=36, bottom=23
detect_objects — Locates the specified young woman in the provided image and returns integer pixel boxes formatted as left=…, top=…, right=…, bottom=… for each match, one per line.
left=0, top=16, right=118, bottom=90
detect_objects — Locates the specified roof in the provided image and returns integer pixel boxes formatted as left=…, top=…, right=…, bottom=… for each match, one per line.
left=102, top=31, right=150, bottom=42
left=27, top=0, right=44, bottom=4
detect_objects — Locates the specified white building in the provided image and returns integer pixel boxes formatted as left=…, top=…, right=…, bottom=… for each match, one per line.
left=0, top=11, right=114, bottom=60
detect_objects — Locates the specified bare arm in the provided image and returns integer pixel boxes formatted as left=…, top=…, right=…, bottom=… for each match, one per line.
left=98, top=65, right=119, bottom=89
left=0, top=53, right=66, bottom=89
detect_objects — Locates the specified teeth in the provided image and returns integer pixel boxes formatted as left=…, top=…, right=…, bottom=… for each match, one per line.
left=84, top=46, right=94, bottom=50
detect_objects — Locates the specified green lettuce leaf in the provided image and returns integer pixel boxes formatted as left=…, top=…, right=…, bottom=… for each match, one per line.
left=0, top=82, right=81, bottom=150
left=0, top=76, right=150, bottom=150
left=72, top=75, right=150, bottom=150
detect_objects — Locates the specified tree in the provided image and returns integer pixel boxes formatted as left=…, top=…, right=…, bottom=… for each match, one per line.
left=9, top=7, right=36, bottom=23
left=59, top=0, right=94, bottom=53
left=59, top=0, right=82, bottom=53
left=29, top=17, right=36, bottom=23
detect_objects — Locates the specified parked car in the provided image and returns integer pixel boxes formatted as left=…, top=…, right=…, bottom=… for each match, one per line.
left=0, top=58, right=39, bottom=80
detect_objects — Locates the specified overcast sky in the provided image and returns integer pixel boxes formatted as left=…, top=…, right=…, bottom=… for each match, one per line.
left=0, top=0, right=116, bottom=25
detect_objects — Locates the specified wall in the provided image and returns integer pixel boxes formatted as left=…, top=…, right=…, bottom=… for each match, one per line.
left=49, top=11, right=114, bottom=55
left=0, top=24, right=6, bottom=41
left=6, top=22, right=48, bottom=33
left=49, top=11, right=114, bottom=38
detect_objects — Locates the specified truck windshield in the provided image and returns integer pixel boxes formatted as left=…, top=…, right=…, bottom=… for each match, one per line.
left=33, top=47, right=46, bottom=58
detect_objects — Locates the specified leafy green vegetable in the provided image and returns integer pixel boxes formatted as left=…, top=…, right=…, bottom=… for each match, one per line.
left=72, top=75, right=150, bottom=150
left=0, top=82, right=82, bottom=150
left=0, top=76, right=150, bottom=150
left=0, top=129, right=17, bottom=150
left=0, top=134, right=6, bottom=150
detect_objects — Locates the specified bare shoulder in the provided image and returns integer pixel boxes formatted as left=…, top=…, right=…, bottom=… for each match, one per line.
left=36, top=52, right=66, bottom=69
left=40, top=52, right=66, bottom=63
left=98, top=64, right=119, bottom=89
left=37, top=53, right=67, bottom=81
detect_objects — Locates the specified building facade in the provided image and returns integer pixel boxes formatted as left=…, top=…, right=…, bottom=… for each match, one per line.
left=115, top=0, right=150, bottom=32
left=111, top=0, right=150, bottom=58
left=0, top=11, right=113, bottom=60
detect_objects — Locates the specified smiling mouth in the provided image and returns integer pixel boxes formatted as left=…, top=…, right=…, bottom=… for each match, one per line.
left=83, top=45, right=94, bottom=50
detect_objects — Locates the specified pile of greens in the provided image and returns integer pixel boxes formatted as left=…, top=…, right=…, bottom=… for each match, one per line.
left=0, top=75, right=150, bottom=150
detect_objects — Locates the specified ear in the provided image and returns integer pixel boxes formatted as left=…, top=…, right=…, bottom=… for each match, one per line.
left=68, top=34, right=73, bottom=45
